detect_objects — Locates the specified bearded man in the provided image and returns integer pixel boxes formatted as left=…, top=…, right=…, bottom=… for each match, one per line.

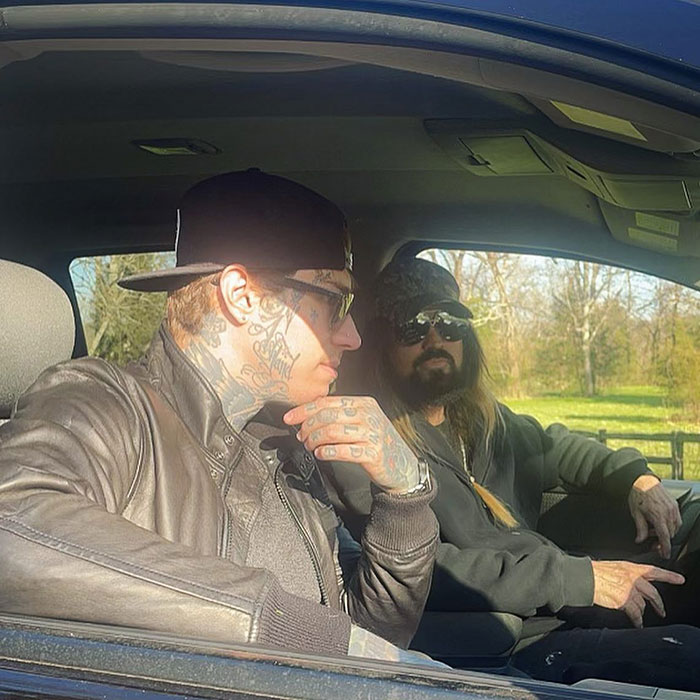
left=0, top=172, right=439, bottom=664
left=324, top=256, right=700, bottom=689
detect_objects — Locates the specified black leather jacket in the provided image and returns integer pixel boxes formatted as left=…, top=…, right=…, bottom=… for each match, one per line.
left=0, top=326, right=438, bottom=654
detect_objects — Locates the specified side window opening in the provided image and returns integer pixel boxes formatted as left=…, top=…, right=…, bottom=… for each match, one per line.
left=417, top=248, right=700, bottom=480
left=69, top=252, right=175, bottom=366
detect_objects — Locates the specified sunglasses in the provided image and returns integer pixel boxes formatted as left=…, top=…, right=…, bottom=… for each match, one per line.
left=279, top=277, right=354, bottom=329
left=395, top=310, right=471, bottom=346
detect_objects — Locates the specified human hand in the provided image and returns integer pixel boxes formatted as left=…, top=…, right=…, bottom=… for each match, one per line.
left=348, top=625, right=449, bottom=668
left=591, top=559, right=685, bottom=628
left=628, top=474, right=682, bottom=559
left=283, top=396, right=420, bottom=493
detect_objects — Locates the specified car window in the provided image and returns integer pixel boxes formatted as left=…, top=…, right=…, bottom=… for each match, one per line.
left=418, top=248, right=700, bottom=479
left=0, top=1, right=696, bottom=692
left=69, top=252, right=175, bottom=365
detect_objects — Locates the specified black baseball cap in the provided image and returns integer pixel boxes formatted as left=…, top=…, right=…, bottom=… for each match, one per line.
left=119, top=168, right=352, bottom=292
left=373, top=257, right=473, bottom=326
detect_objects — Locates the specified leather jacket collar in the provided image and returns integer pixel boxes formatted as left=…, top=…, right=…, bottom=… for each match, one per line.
left=139, top=324, right=244, bottom=463
left=139, top=324, right=302, bottom=469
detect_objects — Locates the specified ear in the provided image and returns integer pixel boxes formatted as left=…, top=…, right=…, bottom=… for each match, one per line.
left=217, top=264, right=259, bottom=325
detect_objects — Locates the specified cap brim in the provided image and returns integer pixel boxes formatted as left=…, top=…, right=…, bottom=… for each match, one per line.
left=400, top=296, right=473, bottom=324
left=118, top=263, right=225, bottom=292
left=431, top=299, right=473, bottom=319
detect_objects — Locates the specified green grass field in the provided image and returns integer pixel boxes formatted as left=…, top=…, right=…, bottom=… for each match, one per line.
left=503, top=386, right=700, bottom=480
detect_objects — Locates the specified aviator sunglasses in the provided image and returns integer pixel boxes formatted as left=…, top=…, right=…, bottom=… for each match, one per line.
left=395, top=309, right=472, bottom=346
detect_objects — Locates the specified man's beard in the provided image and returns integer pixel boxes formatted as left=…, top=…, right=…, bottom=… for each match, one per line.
left=391, top=347, right=468, bottom=409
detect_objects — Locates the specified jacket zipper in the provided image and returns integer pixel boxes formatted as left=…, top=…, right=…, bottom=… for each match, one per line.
left=273, top=464, right=329, bottom=606
left=221, top=487, right=233, bottom=560
left=218, top=450, right=242, bottom=561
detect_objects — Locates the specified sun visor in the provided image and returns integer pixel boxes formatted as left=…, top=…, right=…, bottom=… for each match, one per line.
left=425, top=120, right=699, bottom=213
left=456, top=136, right=552, bottom=176
left=600, top=202, right=700, bottom=257
left=426, top=119, right=700, bottom=258
left=601, top=179, right=692, bottom=212
left=532, top=98, right=700, bottom=153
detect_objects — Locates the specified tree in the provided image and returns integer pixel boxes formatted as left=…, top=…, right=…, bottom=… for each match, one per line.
left=653, top=285, right=700, bottom=418
left=551, top=260, right=623, bottom=396
left=469, top=252, right=524, bottom=395
left=71, top=253, right=173, bottom=365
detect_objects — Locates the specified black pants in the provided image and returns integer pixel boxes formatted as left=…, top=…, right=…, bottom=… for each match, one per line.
left=511, top=624, right=700, bottom=691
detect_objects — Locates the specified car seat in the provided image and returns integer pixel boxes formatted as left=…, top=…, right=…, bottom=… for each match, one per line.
left=0, top=259, right=75, bottom=421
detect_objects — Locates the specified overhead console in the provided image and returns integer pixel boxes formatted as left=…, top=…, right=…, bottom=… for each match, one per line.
left=425, top=119, right=700, bottom=258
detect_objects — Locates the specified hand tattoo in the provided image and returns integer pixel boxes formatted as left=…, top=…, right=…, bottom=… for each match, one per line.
left=288, top=396, right=420, bottom=492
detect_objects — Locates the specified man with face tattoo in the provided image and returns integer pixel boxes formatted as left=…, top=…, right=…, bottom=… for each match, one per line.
left=323, top=256, right=700, bottom=689
left=0, top=171, right=439, bottom=664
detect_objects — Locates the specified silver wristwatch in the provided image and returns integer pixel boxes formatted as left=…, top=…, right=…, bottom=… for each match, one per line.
left=402, top=458, right=431, bottom=495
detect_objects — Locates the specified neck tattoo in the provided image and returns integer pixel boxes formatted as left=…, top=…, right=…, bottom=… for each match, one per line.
left=183, top=312, right=262, bottom=433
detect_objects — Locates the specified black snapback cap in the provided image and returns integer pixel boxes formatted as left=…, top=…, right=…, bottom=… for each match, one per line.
left=119, top=168, right=351, bottom=292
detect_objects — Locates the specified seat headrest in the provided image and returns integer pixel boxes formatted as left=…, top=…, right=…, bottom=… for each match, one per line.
left=0, top=260, right=75, bottom=418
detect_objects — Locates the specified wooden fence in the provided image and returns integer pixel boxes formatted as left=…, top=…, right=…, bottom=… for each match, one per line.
left=575, top=430, right=700, bottom=480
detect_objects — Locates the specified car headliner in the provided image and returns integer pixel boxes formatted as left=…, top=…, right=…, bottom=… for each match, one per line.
left=0, top=3, right=698, bottom=300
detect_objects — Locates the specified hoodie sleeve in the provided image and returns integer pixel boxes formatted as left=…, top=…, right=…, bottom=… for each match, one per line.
left=512, top=411, right=653, bottom=498
left=431, top=538, right=594, bottom=616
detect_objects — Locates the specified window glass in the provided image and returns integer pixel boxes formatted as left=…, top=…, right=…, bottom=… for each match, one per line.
left=69, top=252, right=175, bottom=366
left=418, top=249, right=700, bottom=479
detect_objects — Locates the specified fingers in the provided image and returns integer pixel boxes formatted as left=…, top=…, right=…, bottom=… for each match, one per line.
left=284, top=397, right=380, bottom=462
left=653, top=492, right=682, bottom=542
left=630, top=482, right=683, bottom=553
left=301, top=421, right=381, bottom=466
left=663, top=500, right=682, bottom=539
left=655, top=519, right=672, bottom=560
left=636, top=578, right=666, bottom=618
left=651, top=485, right=682, bottom=533
left=295, top=407, right=359, bottom=441
left=633, top=510, right=649, bottom=544
left=283, top=396, right=377, bottom=426
left=285, top=404, right=354, bottom=433
left=625, top=593, right=646, bottom=629
left=298, top=409, right=381, bottom=446
left=314, top=442, right=378, bottom=463
left=302, top=422, right=367, bottom=452
left=640, top=565, right=685, bottom=586
left=285, top=397, right=386, bottom=455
